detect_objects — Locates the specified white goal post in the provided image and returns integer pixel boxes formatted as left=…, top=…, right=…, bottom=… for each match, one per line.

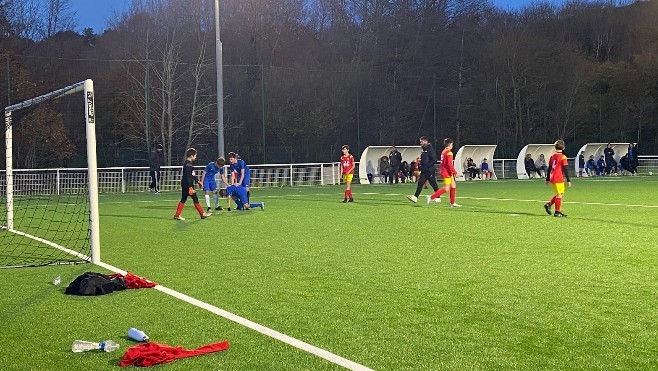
left=358, top=146, right=422, bottom=184
left=4, top=79, right=100, bottom=264
left=454, top=145, right=498, bottom=181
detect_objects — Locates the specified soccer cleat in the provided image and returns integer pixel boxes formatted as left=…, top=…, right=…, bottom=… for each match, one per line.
left=348, top=198, right=354, bottom=203
left=206, top=207, right=211, bottom=212
left=434, top=197, right=441, bottom=203
left=450, top=203, right=462, bottom=208
left=260, top=202, right=265, bottom=210
left=201, top=212, right=212, bottom=219
left=407, top=195, right=418, bottom=203
left=554, top=211, right=567, bottom=217
left=342, top=198, right=348, bottom=203
left=215, top=206, right=223, bottom=211
left=426, top=195, right=431, bottom=205
left=544, top=203, right=552, bottom=215
left=173, top=215, right=185, bottom=221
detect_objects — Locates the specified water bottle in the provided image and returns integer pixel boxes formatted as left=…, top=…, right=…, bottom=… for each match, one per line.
left=128, top=328, right=149, bottom=342
left=53, top=276, right=61, bottom=285
left=71, top=340, right=119, bottom=352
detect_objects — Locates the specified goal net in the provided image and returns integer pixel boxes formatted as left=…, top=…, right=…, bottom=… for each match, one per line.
left=1, top=80, right=100, bottom=268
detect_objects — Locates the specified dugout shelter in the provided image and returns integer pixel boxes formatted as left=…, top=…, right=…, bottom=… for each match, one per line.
left=454, top=145, right=498, bottom=181
left=575, top=143, right=629, bottom=177
left=358, top=146, right=422, bottom=184
left=516, top=144, right=556, bottom=179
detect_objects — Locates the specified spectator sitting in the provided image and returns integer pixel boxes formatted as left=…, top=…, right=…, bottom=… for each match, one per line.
left=524, top=154, right=542, bottom=178
left=378, top=156, right=391, bottom=183
left=480, top=158, right=493, bottom=180
left=619, top=154, right=633, bottom=175
left=400, top=161, right=410, bottom=183
left=596, top=155, right=606, bottom=176
left=465, top=157, right=480, bottom=180
left=585, top=155, right=596, bottom=176
left=535, top=154, right=547, bottom=177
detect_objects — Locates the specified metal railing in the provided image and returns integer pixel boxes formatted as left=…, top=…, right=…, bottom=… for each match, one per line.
left=1, top=156, right=656, bottom=195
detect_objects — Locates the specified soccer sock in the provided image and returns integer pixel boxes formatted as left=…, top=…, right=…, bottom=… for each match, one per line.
left=555, top=198, right=562, bottom=212
left=450, top=187, right=456, bottom=204
left=174, top=202, right=185, bottom=217
left=213, top=194, right=219, bottom=207
left=344, top=190, right=349, bottom=199
left=194, top=202, right=204, bottom=216
left=247, top=191, right=250, bottom=203
left=549, top=196, right=557, bottom=206
left=348, top=190, right=353, bottom=198
left=430, top=188, right=447, bottom=199
left=204, top=195, right=211, bottom=208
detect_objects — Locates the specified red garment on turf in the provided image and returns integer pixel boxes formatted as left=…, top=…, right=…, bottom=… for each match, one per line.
left=119, top=341, right=230, bottom=367
left=107, top=273, right=157, bottom=289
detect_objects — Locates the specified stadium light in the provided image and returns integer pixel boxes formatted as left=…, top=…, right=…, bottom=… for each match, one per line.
left=214, top=0, right=225, bottom=158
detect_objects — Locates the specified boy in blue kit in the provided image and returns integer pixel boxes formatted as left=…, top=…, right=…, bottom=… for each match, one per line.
left=222, top=185, right=264, bottom=211
left=227, top=152, right=251, bottom=202
left=200, top=157, right=226, bottom=212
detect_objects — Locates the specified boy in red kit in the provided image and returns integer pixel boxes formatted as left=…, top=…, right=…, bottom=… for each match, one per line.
left=173, top=148, right=212, bottom=220
left=544, top=140, right=571, bottom=217
left=428, top=138, right=461, bottom=207
left=340, top=145, right=355, bottom=203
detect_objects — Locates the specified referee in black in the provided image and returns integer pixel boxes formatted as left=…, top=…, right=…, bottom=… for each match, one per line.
left=407, top=136, right=440, bottom=203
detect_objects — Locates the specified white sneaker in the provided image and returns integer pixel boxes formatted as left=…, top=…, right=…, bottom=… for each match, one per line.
left=434, top=197, right=441, bottom=203
left=407, top=195, right=418, bottom=203
left=202, top=212, right=212, bottom=219
left=450, top=203, right=462, bottom=208
left=174, top=215, right=185, bottom=220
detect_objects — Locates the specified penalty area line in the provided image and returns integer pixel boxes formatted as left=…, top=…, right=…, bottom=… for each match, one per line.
left=95, top=261, right=373, bottom=371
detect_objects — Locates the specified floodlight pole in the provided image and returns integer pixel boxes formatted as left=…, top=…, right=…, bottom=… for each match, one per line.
left=214, top=0, right=225, bottom=158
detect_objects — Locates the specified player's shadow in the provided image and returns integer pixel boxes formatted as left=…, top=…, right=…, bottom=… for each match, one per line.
left=449, top=205, right=546, bottom=218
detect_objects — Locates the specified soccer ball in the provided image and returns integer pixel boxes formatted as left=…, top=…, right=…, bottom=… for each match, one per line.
left=649, top=172, right=653, bottom=176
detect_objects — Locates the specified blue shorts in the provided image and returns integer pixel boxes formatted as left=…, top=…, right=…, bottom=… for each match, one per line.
left=241, top=175, right=250, bottom=188
left=203, top=179, right=218, bottom=192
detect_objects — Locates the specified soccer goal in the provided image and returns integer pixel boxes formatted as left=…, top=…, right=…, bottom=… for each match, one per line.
left=1, top=80, right=100, bottom=268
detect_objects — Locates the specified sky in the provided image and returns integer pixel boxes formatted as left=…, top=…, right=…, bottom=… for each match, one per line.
left=70, top=0, right=131, bottom=34
left=70, top=0, right=537, bottom=34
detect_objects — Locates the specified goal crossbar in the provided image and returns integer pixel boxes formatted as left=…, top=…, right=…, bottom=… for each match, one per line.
left=3, top=79, right=100, bottom=265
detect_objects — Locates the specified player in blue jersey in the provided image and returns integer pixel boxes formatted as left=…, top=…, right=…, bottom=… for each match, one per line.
left=221, top=185, right=264, bottom=211
left=200, top=157, right=226, bottom=212
left=227, top=152, right=251, bottom=202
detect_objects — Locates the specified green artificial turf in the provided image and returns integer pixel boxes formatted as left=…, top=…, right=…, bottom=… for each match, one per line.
left=1, top=177, right=658, bottom=370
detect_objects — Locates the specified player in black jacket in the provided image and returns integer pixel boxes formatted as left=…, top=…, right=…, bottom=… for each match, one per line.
left=407, top=137, right=441, bottom=203
left=173, top=148, right=211, bottom=220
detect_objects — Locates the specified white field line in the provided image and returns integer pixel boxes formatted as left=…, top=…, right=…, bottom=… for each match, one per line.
left=95, top=260, right=374, bottom=371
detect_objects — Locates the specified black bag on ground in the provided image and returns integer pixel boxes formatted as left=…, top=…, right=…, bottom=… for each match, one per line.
left=65, top=272, right=127, bottom=296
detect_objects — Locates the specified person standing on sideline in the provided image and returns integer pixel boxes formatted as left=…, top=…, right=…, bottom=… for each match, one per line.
left=604, top=143, right=616, bottom=175
left=389, top=146, right=402, bottom=184
left=578, top=151, right=586, bottom=177
left=200, top=157, right=226, bottom=212
left=544, top=140, right=571, bottom=217
left=407, top=136, right=440, bottom=203
left=340, top=145, right=355, bottom=203
left=148, top=144, right=164, bottom=193
left=427, top=138, right=461, bottom=207
left=173, top=148, right=211, bottom=220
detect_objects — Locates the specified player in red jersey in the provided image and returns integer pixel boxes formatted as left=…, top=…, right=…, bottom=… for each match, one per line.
left=544, top=140, right=571, bottom=217
left=427, top=138, right=461, bottom=207
left=340, top=145, right=355, bottom=203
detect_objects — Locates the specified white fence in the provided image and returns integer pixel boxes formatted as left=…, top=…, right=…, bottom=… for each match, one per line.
left=1, top=156, right=657, bottom=195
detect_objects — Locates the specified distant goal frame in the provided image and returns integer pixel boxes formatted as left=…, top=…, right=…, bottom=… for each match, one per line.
left=3, top=79, right=101, bottom=265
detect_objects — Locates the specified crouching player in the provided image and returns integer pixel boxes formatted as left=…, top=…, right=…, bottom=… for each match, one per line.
left=201, top=157, right=226, bottom=212
left=221, top=185, right=264, bottom=211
